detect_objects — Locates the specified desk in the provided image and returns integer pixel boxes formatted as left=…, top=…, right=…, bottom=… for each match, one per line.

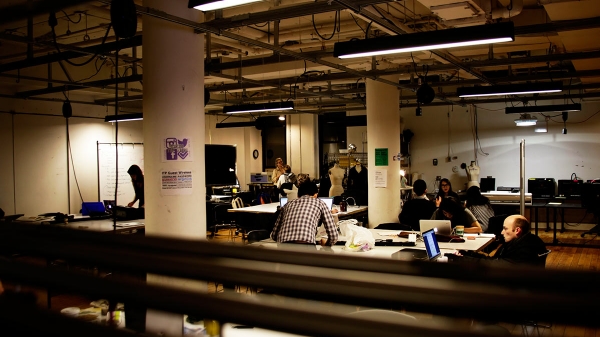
left=253, top=229, right=493, bottom=259
left=532, top=201, right=586, bottom=245
left=12, top=217, right=145, bottom=234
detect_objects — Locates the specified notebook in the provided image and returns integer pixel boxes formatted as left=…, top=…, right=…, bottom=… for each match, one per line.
left=318, top=197, right=334, bottom=210
left=419, top=219, right=452, bottom=236
left=279, top=197, right=288, bottom=208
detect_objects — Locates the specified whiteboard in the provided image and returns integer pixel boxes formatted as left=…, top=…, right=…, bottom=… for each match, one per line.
left=97, top=143, right=144, bottom=206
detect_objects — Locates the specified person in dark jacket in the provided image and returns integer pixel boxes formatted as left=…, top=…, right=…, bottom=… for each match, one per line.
left=493, top=215, right=548, bottom=266
left=398, top=179, right=436, bottom=231
left=452, top=215, right=548, bottom=267
left=127, top=165, right=145, bottom=208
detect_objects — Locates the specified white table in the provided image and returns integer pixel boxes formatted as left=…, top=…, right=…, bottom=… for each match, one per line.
left=252, top=229, right=493, bottom=259
left=228, top=202, right=279, bottom=214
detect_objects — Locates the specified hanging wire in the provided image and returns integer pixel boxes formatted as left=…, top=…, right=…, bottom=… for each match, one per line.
left=61, top=10, right=82, bottom=23
left=312, top=11, right=339, bottom=41
left=50, top=18, right=112, bottom=67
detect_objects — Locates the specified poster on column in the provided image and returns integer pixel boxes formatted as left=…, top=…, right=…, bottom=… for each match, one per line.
left=161, top=170, right=193, bottom=195
left=162, top=137, right=193, bottom=162
left=374, top=169, right=387, bottom=188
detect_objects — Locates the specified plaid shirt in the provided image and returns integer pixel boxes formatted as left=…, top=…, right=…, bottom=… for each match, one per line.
left=271, top=195, right=338, bottom=245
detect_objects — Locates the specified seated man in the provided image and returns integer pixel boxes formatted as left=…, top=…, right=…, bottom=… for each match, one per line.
left=271, top=181, right=338, bottom=246
left=398, top=179, right=436, bottom=231
left=453, top=215, right=548, bottom=267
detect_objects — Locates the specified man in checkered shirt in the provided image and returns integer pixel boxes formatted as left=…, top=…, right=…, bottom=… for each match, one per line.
left=271, top=181, right=338, bottom=246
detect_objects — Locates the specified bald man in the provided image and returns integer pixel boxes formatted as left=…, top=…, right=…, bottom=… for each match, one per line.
left=493, top=215, right=547, bottom=266
left=451, top=215, right=547, bottom=267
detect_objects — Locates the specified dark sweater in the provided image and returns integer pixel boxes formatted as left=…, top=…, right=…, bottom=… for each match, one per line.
left=398, top=198, right=437, bottom=231
left=493, top=232, right=548, bottom=266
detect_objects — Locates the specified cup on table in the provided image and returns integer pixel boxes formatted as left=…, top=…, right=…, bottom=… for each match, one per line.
left=455, top=226, right=464, bottom=237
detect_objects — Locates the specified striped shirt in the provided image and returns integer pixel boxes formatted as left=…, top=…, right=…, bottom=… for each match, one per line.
left=468, top=204, right=495, bottom=232
left=271, top=195, right=338, bottom=245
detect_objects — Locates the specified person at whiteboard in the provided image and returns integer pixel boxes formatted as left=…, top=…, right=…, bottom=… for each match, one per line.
left=127, top=165, right=145, bottom=208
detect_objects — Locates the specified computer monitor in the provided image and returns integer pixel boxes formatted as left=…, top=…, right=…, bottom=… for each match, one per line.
left=422, top=228, right=442, bottom=261
left=279, top=197, right=288, bottom=208
left=318, top=197, right=334, bottom=210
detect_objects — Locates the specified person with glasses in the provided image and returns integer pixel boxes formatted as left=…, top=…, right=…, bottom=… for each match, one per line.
left=431, top=196, right=482, bottom=233
left=435, top=178, right=459, bottom=207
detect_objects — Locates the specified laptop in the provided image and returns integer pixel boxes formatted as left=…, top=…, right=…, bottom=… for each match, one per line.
left=419, top=219, right=452, bottom=236
left=279, top=197, right=288, bottom=208
left=421, top=228, right=442, bottom=261
left=318, top=197, right=334, bottom=210
left=392, top=228, right=442, bottom=261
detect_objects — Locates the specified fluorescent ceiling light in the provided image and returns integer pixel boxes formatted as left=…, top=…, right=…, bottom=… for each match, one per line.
left=223, top=101, right=294, bottom=114
left=515, top=114, right=537, bottom=127
left=104, top=113, right=143, bottom=122
left=505, top=103, right=581, bottom=114
left=458, top=82, right=563, bottom=98
left=534, top=126, right=548, bottom=133
left=188, top=0, right=262, bottom=11
left=333, top=22, right=514, bottom=59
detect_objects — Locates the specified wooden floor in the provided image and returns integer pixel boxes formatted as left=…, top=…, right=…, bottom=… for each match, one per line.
left=5, top=226, right=599, bottom=336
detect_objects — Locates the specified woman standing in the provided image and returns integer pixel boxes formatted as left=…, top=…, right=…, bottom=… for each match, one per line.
left=127, top=164, right=145, bottom=208
left=465, top=186, right=494, bottom=232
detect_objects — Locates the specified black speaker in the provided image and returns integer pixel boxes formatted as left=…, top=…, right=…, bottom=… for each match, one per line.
left=62, top=100, right=72, bottom=118
left=480, top=177, right=495, bottom=192
left=111, top=0, right=138, bottom=39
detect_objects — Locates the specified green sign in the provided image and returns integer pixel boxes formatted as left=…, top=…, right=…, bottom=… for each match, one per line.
left=375, top=148, right=388, bottom=166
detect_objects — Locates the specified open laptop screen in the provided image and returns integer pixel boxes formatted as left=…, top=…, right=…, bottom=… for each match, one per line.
left=318, top=197, right=334, bottom=210
left=279, top=197, right=288, bottom=208
left=422, top=228, right=442, bottom=261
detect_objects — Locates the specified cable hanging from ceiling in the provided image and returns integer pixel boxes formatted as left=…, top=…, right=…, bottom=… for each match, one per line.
left=312, top=10, right=339, bottom=41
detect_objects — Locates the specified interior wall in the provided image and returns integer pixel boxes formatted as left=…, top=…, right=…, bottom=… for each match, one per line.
left=400, top=101, right=600, bottom=193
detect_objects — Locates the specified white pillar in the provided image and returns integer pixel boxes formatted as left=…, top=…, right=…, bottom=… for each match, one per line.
left=287, top=114, right=319, bottom=177
left=143, top=1, right=206, bottom=335
left=143, top=0, right=205, bottom=240
left=366, top=76, right=401, bottom=227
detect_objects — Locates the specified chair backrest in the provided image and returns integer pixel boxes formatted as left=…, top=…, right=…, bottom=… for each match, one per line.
left=231, top=197, right=244, bottom=209
left=487, top=214, right=509, bottom=237
left=375, top=223, right=413, bottom=231
left=246, top=229, right=270, bottom=243
left=213, top=203, right=232, bottom=224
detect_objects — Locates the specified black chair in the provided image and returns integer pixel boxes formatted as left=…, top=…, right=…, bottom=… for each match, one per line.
left=208, top=203, right=234, bottom=240
left=486, top=214, right=509, bottom=236
left=375, top=223, right=413, bottom=231
left=245, top=229, right=270, bottom=244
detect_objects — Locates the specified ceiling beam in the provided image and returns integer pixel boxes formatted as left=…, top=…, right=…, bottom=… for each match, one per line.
left=17, top=74, right=143, bottom=98
left=0, top=0, right=97, bottom=25
left=0, top=35, right=142, bottom=73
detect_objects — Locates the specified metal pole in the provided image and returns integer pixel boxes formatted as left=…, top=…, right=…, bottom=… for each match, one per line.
left=520, top=139, right=525, bottom=215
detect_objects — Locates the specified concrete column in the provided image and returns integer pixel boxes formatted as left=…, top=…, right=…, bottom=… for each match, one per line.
left=366, top=76, right=401, bottom=227
left=143, top=0, right=205, bottom=239
left=143, top=1, right=206, bottom=335
left=287, top=114, right=318, bottom=177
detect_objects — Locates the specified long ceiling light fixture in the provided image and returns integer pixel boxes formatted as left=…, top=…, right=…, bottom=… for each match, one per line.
left=514, top=114, right=538, bottom=127
left=104, top=113, right=143, bottom=122
left=458, top=82, right=563, bottom=98
left=188, top=0, right=262, bottom=11
left=505, top=103, right=581, bottom=114
left=333, top=22, right=514, bottom=59
left=223, top=101, right=294, bottom=114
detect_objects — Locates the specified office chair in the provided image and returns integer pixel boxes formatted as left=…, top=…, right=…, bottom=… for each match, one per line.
left=208, top=203, right=235, bottom=241
left=519, top=249, right=552, bottom=336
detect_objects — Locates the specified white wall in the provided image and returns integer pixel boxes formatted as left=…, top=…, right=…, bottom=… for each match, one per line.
left=400, top=101, right=600, bottom=193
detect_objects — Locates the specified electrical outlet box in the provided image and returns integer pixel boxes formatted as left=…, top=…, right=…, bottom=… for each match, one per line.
left=445, top=156, right=452, bottom=163
left=436, top=176, right=441, bottom=181
left=433, top=159, right=438, bottom=166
